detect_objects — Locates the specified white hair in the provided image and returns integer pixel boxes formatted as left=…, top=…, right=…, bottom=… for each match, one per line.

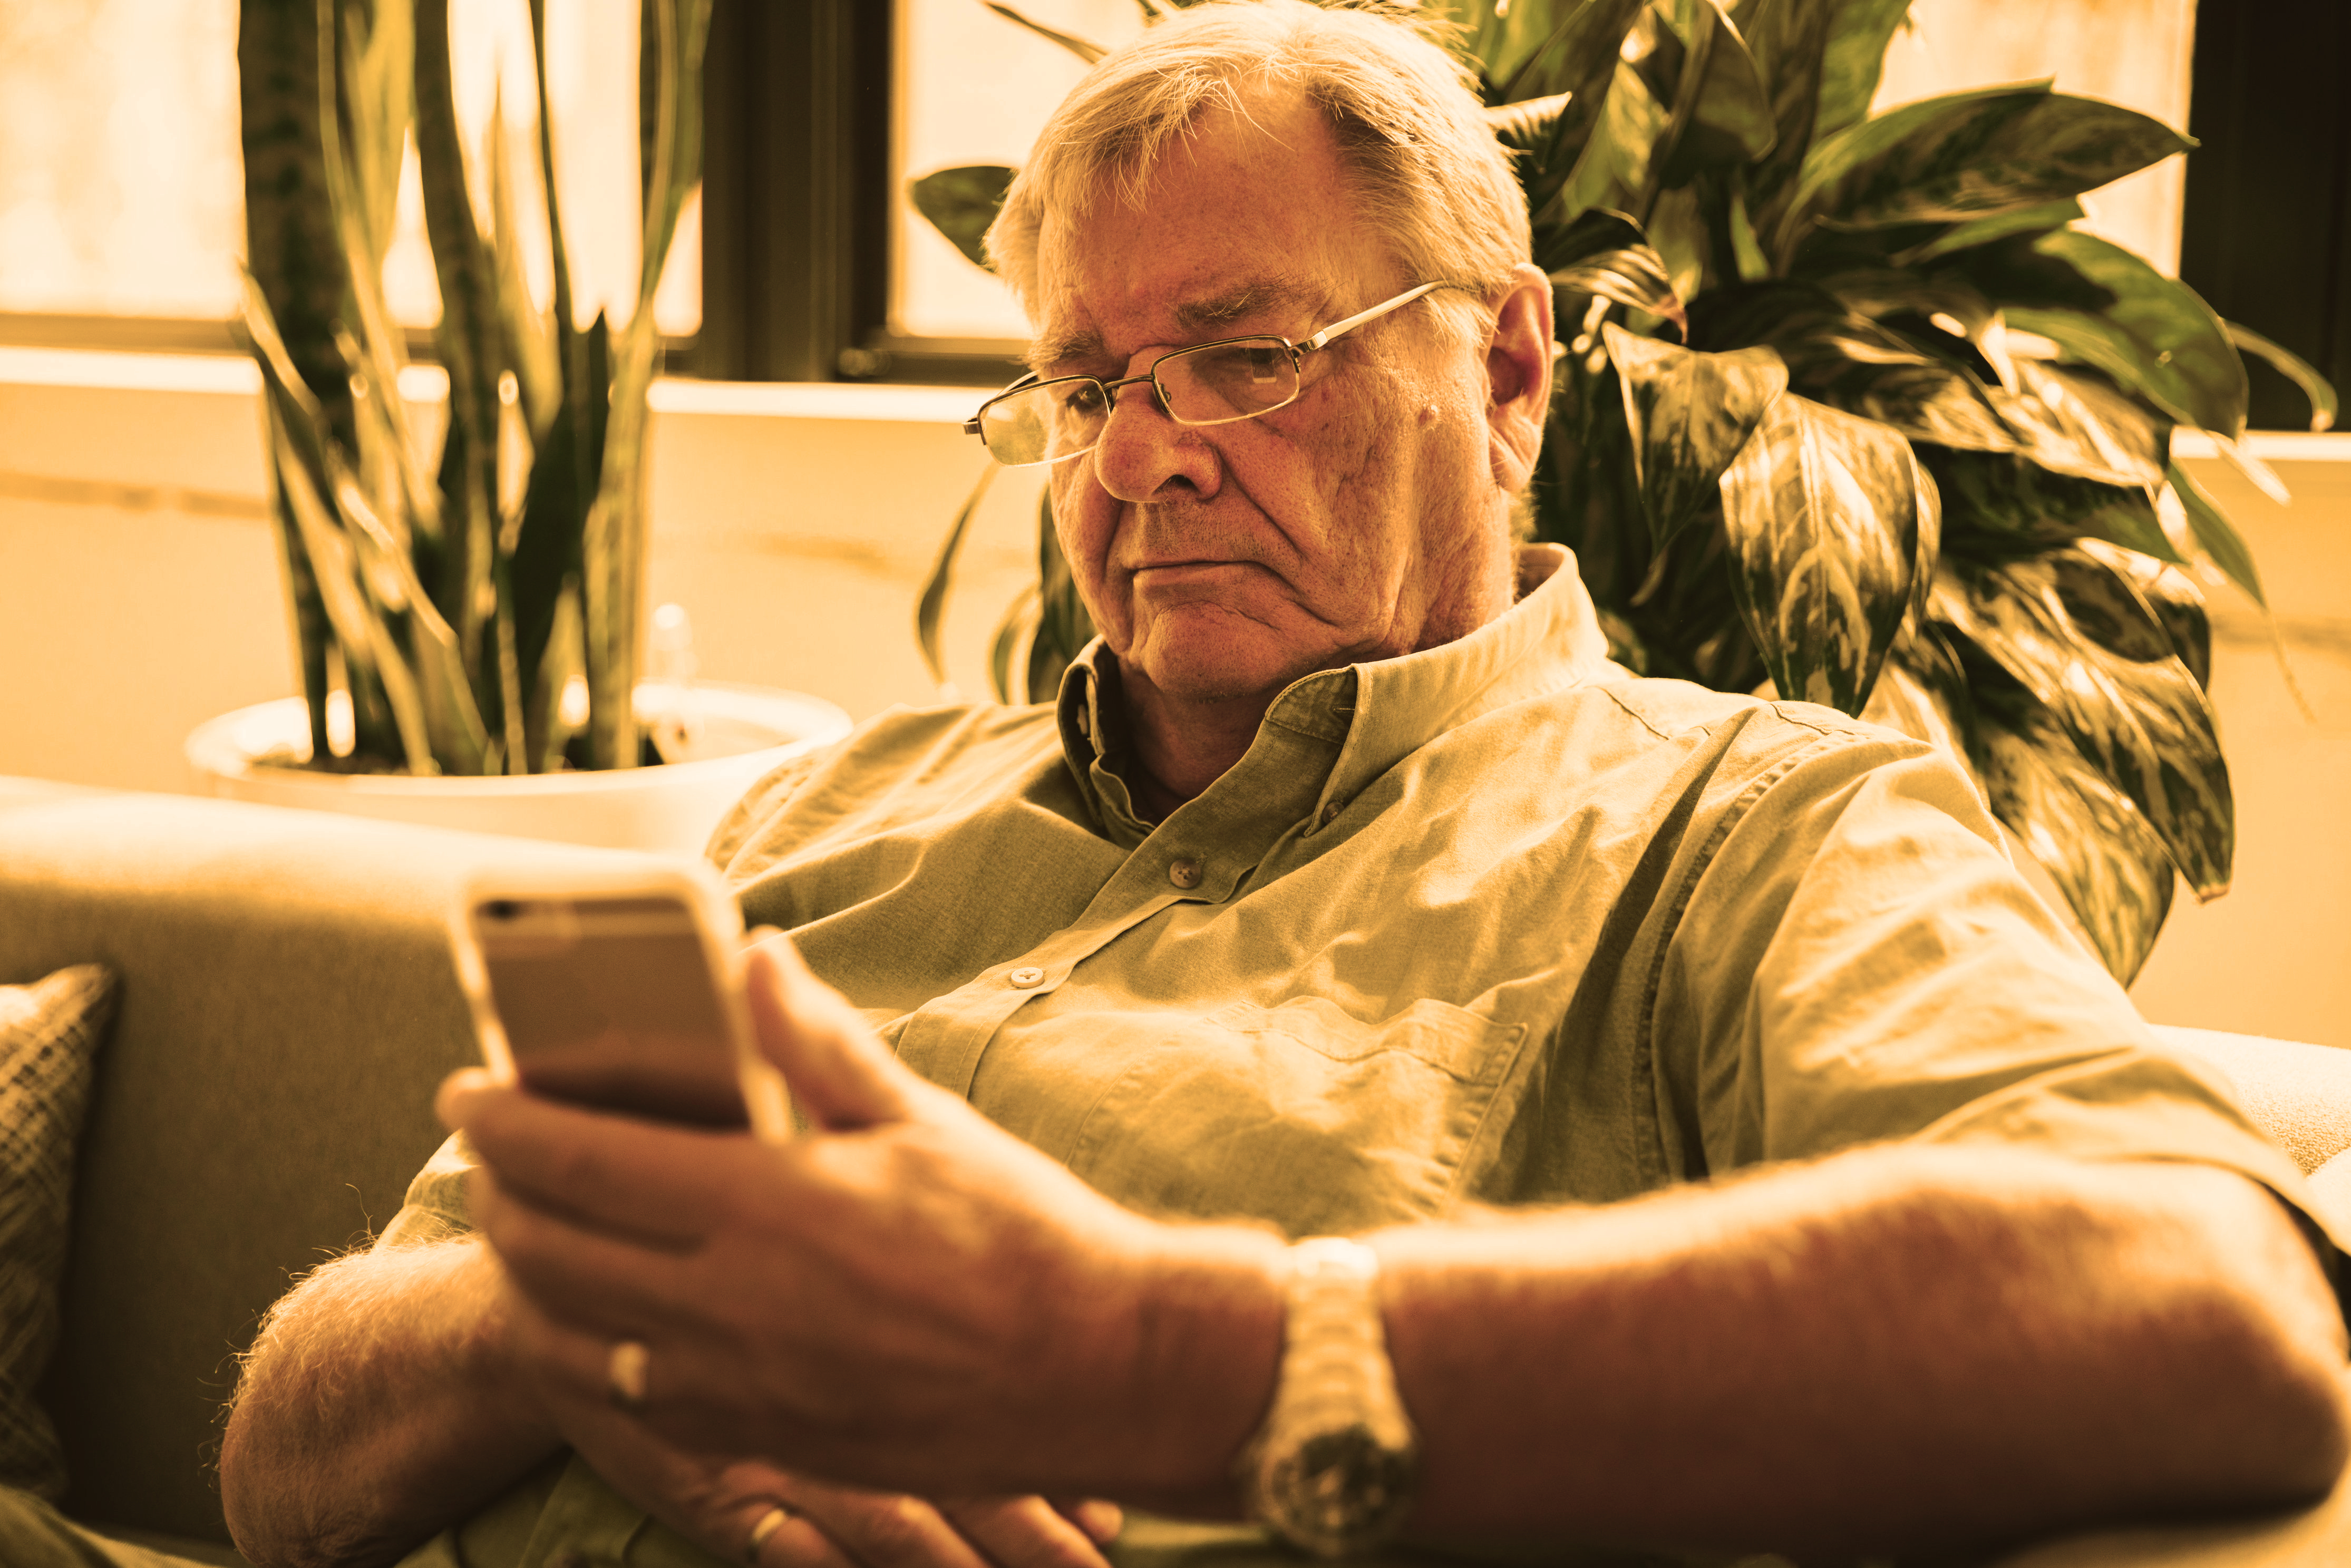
left=985, top=0, right=1530, bottom=338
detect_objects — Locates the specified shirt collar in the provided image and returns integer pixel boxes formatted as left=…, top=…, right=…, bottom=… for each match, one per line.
left=1055, top=543, right=1612, bottom=838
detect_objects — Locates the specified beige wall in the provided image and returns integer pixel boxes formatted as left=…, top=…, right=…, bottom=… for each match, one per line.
left=1, top=350, right=2345, bottom=1047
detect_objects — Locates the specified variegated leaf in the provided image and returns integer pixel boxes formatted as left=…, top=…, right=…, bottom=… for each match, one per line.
left=1604, top=322, right=1788, bottom=548
left=1930, top=547, right=2230, bottom=896
left=1926, top=449, right=2179, bottom=566
left=2081, top=537, right=2210, bottom=690
left=1686, top=278, right=2019, bottom=454
left=2226, top=322, right=2338, bottom=433
left=1977, top=706, right=2178, bottom=983
left=1718, top=392, right=1926, bottom=712
left=1554, top=247, right=1685, bottom=330
left=1779, top=86, right=2191, bottom=260
left=1954, top=230, right=2245, bottom=438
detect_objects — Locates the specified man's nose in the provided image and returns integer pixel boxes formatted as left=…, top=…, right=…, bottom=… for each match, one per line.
left=1091, top=377, right=1222, bottom=503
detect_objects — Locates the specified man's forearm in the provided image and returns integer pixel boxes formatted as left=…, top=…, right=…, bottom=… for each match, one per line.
left=1122, top=1148, right=2349, bottom=1555
left=1377, top=1148, right=2349, bottom=1553
left=220, top=1234, right=563, bottom=1568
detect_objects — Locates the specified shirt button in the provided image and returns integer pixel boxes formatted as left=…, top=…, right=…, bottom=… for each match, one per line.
left=1168, top=858, right=1204, bottom=889
left=1319, top=798, right=1345, bottom=826
left=1007, top=966, right=1045, bottom=988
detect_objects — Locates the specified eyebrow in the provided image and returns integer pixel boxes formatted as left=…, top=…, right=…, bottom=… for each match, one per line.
left=1028, top=275, right=1330, bottom=374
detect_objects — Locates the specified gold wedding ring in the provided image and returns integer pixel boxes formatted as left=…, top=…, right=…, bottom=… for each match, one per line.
left=606, top=1338, right=650, bottom=1411
left=745, top=1502, right=793, bottom=1564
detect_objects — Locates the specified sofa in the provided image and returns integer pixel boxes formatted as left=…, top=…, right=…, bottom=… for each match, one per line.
left=4, top=775, right=2350, bottom=1567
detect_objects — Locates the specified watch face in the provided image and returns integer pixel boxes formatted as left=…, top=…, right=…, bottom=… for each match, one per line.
left=1272, top=1424, right=1417, bottom=1552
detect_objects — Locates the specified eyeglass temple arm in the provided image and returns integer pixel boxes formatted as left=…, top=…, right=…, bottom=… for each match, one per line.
left=1297, top=281, right=1445, bottom=353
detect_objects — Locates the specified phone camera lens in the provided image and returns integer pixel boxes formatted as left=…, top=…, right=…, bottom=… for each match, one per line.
left=484, top=900, right=522, bottom=921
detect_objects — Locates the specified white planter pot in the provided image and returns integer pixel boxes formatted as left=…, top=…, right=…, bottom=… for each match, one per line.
left=186, top=683, right=852, bottom=857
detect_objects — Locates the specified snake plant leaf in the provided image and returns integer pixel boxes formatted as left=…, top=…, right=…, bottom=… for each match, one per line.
left=2165, top=459, right=2266, bottom=611
left=980, top=0, right=1106, bottom=63
left=1960, top=230, right=2245, bottom=437
left=1777, top=85, right=2192, bottom=261
left=415, top=0, right=501, bottom=660
left=1891, top=198, right=2084, bottom=268
left=2225, top=321, right=2339, bottom=433
left=489, top=105, right=560, bottom=439
left=1718, top=391, right=1928, bottom=712
left=1926, top=448, right=2179, bottom=566
left=917, top=464, right=998, bottom=690
left=911, top=166, right=1018, bottom=272
left=1604, top=323, right=1787, bottom=549
left=1685, top=278, right=2018, bottom=454
left=1976, top=705, right=2177, bottom=984
left=1931, top=547, right=2229, bottom=896
left=337, top=0, right=412, bottom=269
left=1027, top=490, right=1096, bottom=704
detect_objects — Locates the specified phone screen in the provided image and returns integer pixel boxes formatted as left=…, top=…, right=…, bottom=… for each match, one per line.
left=470, top=892, right=750, bottom=1128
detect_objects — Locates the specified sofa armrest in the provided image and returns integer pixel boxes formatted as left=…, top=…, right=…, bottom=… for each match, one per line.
left=0, top=788, right=678, bottom=1547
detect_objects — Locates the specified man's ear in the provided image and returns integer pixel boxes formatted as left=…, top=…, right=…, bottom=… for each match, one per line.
left=1484, top=262, right=1554, bottom=494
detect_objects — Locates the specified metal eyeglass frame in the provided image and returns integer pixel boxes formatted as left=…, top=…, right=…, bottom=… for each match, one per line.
left=961, top=281, right=1449, bottom=468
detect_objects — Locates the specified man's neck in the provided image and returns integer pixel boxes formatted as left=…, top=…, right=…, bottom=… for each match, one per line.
left=1116, top=666, right=1279, bottom=823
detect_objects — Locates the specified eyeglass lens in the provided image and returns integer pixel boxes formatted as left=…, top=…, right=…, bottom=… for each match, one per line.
left=979, top=339, right=1299, bottom=466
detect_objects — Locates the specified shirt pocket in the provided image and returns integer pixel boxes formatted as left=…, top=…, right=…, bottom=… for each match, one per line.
left=1064, top=995, right=1528, bottom=1235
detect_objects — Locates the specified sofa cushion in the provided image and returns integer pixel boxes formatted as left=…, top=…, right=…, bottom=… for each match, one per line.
left=0, top=966, right=116, bottom=1501
left=2151, top=1025, right=2351, bottom=1176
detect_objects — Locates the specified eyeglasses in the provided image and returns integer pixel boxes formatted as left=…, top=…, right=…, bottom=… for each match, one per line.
left=963, top=281, right=1448, bottom=469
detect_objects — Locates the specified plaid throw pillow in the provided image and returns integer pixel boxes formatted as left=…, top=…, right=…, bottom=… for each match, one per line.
left=0, top=966, right=116, bottom=1502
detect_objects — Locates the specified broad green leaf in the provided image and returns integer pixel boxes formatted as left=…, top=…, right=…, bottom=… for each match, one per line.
left=2085, top=537, right=2210, bottom=690
left=1736, top=0, right=1835, bottom=218
left=1869, top=619, right=1979, bottom=760
left=1966, top=231, right=2244, bottom=436
left=911, top=165, right=1017, bottom=273
left=1563, top=55, right=1675, bottom=221
left=2226, top=320, right=2339, bottom=433
left=1486, top=92, right=1574, bottom=158
left=2165, top=459, right=2265, bottom=610
left=1930, top=546, right=2229, bottom=897
left=1779, top=85, right=2191, bottom=260
left=1538, top=207, right=1649, bottom=273
left=1604, top=322, right=1787, bottom=548
left=1891, top=198, right=2083, bottom=268
left=1926, top=448, right=2178, bottom=565
left=1976, top=706, right=2177, bottom=983
left=917, top=463, right=997, bottom=689
left=980, top=0, right=1106, bottom=63
left=1554, top=241, right=1685, bottom=332
left=1811, top=0, right=1913, bottom=142
left=1718, top=391, right=1927, bottom=711
left=1651, top=1, right=1778, bottom=189
left=1686, top=278, right=2019, bottom=454
left=1492, top=0, right=1648, bottom=105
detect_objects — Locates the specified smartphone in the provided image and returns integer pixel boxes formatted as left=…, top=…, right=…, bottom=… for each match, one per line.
left=449, top=862, right=791, bottom=1140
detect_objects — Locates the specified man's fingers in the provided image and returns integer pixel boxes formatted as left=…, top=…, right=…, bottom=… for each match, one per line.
left=941, top=1496, right=1117, bottom=1568
left=781, top=1484, right=992, bottom=1568
left=475, top=1170, right=697, bottom=1343
left=444, top=1072, right=753, bottom=1247
left=1051, top=1499, right=1124, bottom=1546
left=745, top=940, right=925, bottom=1132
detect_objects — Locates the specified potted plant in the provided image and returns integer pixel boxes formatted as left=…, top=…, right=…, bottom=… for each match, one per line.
left=911, top=0, right=2335, bottom=985
left=198, top=0, right=846, bottom=852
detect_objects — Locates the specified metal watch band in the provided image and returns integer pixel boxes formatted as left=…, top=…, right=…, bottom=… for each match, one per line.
left=1238, top=1235, right=1421, bottom=1557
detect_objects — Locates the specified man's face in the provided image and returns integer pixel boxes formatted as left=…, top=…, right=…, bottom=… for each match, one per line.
left=1030, top=91, right=1521, bottom=709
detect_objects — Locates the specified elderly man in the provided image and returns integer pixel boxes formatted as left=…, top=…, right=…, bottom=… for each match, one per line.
left=220, top=4, right=2349, bottom=1568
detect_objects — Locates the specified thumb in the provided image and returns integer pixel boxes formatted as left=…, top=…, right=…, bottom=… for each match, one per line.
left=744, top=936, right=921, bottom=1132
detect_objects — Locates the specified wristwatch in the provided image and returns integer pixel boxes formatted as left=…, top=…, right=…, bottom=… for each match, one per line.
left=1237, top=1236, right=1421, bottom=1557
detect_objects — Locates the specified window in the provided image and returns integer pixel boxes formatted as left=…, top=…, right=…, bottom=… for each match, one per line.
left=0, top=0, right=697, bottom=354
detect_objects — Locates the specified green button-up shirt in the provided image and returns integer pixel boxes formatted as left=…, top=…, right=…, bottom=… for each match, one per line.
left=387, top=548, right=2334, bottom=1568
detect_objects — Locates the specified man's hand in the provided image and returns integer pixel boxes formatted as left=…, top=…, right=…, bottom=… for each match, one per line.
left=440, top=937, right=1283, bottom=1507
left=518, top=1333, right=1121, bottom=1568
